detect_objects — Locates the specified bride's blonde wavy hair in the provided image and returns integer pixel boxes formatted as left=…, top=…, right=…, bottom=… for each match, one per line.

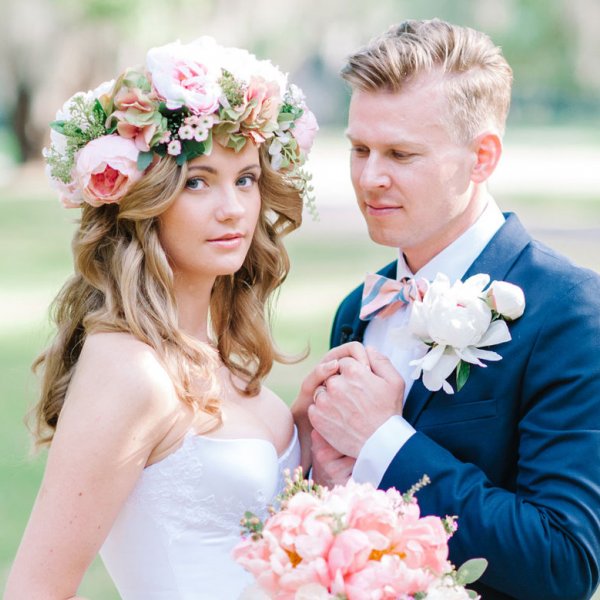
left=32, top=145, right=303, bottom=447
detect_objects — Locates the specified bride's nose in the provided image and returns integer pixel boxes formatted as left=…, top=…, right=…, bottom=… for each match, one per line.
left=216, top=187, right=245, bottom=221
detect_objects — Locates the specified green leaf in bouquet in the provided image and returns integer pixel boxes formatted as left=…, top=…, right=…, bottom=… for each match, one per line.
left=240, top=511, right=264, bottom=540
left=278, top=112, right=295, bottom=124
left=456, top=360, right=470, bottom=392
left=402, top=474, right=431, bottom=502
left=456, top=558, right=488, bottom=585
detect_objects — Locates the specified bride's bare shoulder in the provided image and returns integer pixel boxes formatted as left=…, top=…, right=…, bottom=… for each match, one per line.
left=81, top=331, right=164, bottom=365
left=69, top=331, right=177, bottom=417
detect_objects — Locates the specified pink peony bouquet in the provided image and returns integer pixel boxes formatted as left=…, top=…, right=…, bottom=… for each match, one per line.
left=233, top=470, right=487, bottom=600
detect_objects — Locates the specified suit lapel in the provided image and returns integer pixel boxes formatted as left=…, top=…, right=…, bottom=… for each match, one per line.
left=403, top=213, right=532, bottom=425
left=402, top=379, right=433, bottom=424
left=463, top=213, right=531, bottom=281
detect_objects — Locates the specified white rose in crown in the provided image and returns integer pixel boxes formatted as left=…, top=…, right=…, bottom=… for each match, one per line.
left=409, top=273, right=525, bottom=394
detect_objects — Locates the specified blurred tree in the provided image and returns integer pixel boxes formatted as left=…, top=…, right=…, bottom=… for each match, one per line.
left=0, top=0, right=129, bottom=161
left=567, top=0, right=600, bottom=91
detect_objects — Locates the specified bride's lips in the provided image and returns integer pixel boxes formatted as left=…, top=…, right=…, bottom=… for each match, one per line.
left=206, top=232, right=245, bottom=249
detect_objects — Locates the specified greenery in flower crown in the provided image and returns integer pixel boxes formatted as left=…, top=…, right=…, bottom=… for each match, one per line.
left=43, top=38, right=318, bottom=210
left=46, top=96, right=109, bottom=184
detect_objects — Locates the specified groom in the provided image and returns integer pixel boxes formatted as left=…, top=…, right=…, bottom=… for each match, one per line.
left=293, top=19, right=600, bottom=600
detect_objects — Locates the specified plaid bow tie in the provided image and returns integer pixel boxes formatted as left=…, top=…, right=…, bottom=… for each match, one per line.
left=360, top=273, right=428, bottom=321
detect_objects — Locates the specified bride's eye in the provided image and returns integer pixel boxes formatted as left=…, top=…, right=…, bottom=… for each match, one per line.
left=185, top=177, right=208, bottom=191
left=236, top=174, right=258, bottom=189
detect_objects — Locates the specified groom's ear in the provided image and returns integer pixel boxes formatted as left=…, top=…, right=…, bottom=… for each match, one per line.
left=470, top=132, right=502, bottom=183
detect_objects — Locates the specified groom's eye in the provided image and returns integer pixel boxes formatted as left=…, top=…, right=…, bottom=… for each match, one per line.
left=350, top=146, right=369, bottom=156
left=391, top=151, right=416, bottom=160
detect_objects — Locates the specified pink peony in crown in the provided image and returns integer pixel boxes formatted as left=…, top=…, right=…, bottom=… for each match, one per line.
left=43, top=37, right=318, bottom=210
left=233, top=470, right=487, bottom=600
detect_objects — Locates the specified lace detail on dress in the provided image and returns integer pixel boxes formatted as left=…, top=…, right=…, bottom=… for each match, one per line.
left=125, top=434, right=276, bottom=539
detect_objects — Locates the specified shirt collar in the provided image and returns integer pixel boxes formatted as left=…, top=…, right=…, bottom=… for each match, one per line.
left=396, top=196, right=505, bottom=281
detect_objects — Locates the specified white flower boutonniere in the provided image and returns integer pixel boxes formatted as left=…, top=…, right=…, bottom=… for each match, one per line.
left=408, top=273, right=525, bottom=394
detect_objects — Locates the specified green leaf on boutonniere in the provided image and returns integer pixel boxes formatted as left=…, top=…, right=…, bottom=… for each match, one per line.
left=456, top=360, right=470, bottom=392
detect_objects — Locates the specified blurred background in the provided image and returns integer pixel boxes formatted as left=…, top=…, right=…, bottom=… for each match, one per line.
left=1, top=0, right=599, bottom=597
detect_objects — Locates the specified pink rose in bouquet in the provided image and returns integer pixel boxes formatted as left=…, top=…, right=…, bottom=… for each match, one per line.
left=75, top=135, right=143, bottom=206
left=234, top=471, right=486, bottom=600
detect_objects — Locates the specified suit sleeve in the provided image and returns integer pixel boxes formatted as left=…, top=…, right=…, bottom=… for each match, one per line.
left=381, top=275, right=600, bottom=600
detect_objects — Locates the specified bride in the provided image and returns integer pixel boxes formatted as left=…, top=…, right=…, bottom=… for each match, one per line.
left=5, top=37, right=319, bottom=599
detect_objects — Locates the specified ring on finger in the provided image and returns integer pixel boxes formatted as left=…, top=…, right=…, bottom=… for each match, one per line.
left=313, top=385, right=326, bottom=403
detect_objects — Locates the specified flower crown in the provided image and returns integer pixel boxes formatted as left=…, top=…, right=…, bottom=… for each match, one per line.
left=43, top=37, right=318, bottom=211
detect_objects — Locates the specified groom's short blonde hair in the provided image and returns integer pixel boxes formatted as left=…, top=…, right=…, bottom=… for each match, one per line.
left=341, top=19, right=513, bottom=142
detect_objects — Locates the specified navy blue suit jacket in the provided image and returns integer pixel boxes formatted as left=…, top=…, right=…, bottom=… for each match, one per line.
left=330, top=214, right=600, bottom=600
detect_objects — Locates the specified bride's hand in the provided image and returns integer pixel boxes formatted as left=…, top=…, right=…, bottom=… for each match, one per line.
left=292, top=358, right=338, bottom=472
left=291, top=343, right=371, bottom=471
left=308, top=347, right=405, bottom=458
left=292, top=342, right=371, bottom=420
left=310, top=429, right=355, bottom=487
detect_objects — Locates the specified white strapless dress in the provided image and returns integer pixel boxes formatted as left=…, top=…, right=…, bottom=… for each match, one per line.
left=100, top=427, right=300, bottom=599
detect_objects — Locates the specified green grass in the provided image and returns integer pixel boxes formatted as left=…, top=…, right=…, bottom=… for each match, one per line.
left=1, top=191, right=599, bottom=597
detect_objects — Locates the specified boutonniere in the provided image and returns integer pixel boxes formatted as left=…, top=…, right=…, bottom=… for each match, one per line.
left=408, top=273, right=525, bottom=394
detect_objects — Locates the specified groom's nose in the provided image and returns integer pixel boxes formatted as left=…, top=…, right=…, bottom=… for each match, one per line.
left=357, top=154, right=392, bottom=191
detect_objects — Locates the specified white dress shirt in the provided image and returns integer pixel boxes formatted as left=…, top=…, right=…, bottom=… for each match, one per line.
left=352, top=198, right=506, bottom=485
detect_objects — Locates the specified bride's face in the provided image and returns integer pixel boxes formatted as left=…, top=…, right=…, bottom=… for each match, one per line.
left=158, top=142, right=262, bottom=283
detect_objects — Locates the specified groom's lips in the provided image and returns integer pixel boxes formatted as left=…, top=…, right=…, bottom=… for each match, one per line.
left=365, top=202, right=403, bottom=216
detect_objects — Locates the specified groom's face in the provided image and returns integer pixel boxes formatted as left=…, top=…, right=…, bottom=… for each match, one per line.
left=347, top=74, right=482, bottom=272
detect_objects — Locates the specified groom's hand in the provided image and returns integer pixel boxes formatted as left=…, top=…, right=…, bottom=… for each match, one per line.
left=291, top=343, right=371, bottom=472
left=311, top=430, right=355, bottom=487
left=308, top=347, right=405, bottom=458
left=291, top=342, right=371, bottom=421
left=293, top=343, right=371, bottom=407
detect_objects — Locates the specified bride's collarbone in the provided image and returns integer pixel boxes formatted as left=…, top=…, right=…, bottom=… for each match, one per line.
left=147, top=375, right=292, bottom=465
left=203, top=389, right=293, bottom=455
left=208, top=399, right=280, bottom=439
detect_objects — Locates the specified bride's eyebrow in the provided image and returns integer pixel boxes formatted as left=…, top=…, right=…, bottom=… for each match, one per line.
left=188, top=165, right=217, bottom=174
left=187, top=164, right=261, bottom=175
left=237, top=164, right=261, bottom=174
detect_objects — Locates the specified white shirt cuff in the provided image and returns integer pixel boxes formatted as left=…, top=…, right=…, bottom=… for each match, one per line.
left=351, top=415, right=416, bottom=486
